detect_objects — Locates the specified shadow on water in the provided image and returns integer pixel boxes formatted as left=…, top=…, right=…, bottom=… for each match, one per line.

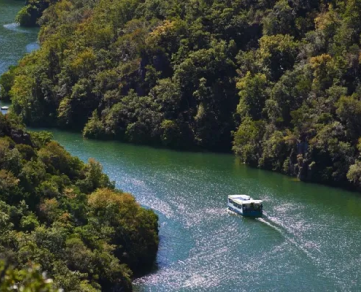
left=3, top=0, right=361, bottom=290
left=132, top=261, right=160, bottom=280
left=26, top=128, right=361, bottom=292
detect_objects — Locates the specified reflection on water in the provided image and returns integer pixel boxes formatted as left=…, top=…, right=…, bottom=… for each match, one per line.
left=36, top=129, right=361, bottom=292
left=2, top=0, right=361, bottom=290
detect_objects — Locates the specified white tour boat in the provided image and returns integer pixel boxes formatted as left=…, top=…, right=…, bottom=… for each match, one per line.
left=1, top=106, right=9, bottom=110
left=228, top=194, right=263, bottom=218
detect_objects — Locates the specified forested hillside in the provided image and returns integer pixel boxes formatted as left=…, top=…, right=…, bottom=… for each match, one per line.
left=0, top=113, right=158, bottom=291
left=3, top=0, right=361, bottom=189
left=15, top=0, right=55, bottom=27
left=0, top=260, right=58, bottom=291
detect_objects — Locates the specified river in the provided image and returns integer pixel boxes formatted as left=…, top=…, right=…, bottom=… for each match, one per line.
left=0, top=0, right=39, bottom=112
left=36, top=129, right=361, bottom=292
left=0, top=0, right=39, bottom=76
left=2, top=1, right=361, bottom=291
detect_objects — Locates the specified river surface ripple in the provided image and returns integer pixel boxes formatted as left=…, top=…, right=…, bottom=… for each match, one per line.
left=45, top=130, right=361, bottom=292
left=0, top=0, right=39, bottom=77
left=2, top=0, right=361, bottom=290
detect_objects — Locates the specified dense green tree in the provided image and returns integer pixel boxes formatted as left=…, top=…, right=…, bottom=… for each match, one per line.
left=7, top=0, right=361, bottom=190
left=0, top=260, right=58, bottom=291
left=0, top=66, right=16, bottom=101
left=0, top=114, right=159, bottom=291
left=16, top=0, right=57, bottom=27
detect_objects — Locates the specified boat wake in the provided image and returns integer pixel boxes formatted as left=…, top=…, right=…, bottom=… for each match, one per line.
left=226, top=208, right=238, bottom=216
left=256, top=216, right=284, bottom=234
left=3, top=23, right=32, bottom=33
left=228, top=209, right=288, bottom=236
left=257, top=214, right=319, bottom=263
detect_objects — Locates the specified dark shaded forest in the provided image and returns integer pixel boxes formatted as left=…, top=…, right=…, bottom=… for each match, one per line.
left=0, top=113, right=158, bottom=291
left=3, top=0, right=361, bottom=190
left=15, top=0, right=56, bottom=27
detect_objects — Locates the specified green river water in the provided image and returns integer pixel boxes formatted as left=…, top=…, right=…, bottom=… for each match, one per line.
left=2, top=1, right=361, bottom=291
left=0, top=0, right=39, bottom=76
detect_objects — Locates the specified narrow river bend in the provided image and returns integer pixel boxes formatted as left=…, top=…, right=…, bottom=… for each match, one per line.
left=2, top=1, right=361, bottom=291
left=47, top=129, right=361, bottom=292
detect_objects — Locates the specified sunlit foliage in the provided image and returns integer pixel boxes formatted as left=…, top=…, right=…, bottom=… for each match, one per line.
left=0, top=115, right=159, bottom=291
left=5, top=0, right=361, bottom=190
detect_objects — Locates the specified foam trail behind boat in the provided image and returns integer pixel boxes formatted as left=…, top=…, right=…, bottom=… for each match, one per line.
left=256, top=216, right=284, bottom=234
left=257, top=213, right=319, bottom=264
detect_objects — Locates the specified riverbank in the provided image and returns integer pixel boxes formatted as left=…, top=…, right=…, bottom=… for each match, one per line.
left=34, top=127, right=361, bottom=292
left=3, top=1, right=361, bottom=289
left=0, top=2, right=159, bottom=290
left=5, top=0, right=361, bottom=193
left=0, top=0, right=39, bottom=76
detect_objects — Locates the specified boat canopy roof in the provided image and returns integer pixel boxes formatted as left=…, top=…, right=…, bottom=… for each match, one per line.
left=229, top=194, right=251, bottom=200
left=228, top=194, right=262, bottom=205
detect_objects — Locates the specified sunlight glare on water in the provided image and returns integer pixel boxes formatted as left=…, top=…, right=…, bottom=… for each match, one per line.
left=2, top=1, right=361, bottom=289
left=39, top=129, right=361, bottom=292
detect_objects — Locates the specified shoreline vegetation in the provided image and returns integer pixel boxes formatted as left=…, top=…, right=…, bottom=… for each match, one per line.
left=0, top=112, right=159, bottom=291
left=15, top=0, right=53, bottom=27
left=3, top=0, right=361, bottom=192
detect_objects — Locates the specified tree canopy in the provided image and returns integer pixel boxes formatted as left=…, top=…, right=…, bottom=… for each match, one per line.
left=0, top=113, right=159, bottom=291
left=4, top=0, right=361, bottom=190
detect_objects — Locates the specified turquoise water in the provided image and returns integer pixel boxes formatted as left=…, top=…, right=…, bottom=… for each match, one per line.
left=0, top=0, right=39, bottom=112
left=2, top=1, right=361, bottom=290
left=43, top=129, right=361, bottom=292
left=0, top=0, right=39, bottom=76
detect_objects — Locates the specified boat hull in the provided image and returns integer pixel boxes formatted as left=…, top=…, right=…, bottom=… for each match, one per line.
left=228, top=204, right=262, bottom=218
